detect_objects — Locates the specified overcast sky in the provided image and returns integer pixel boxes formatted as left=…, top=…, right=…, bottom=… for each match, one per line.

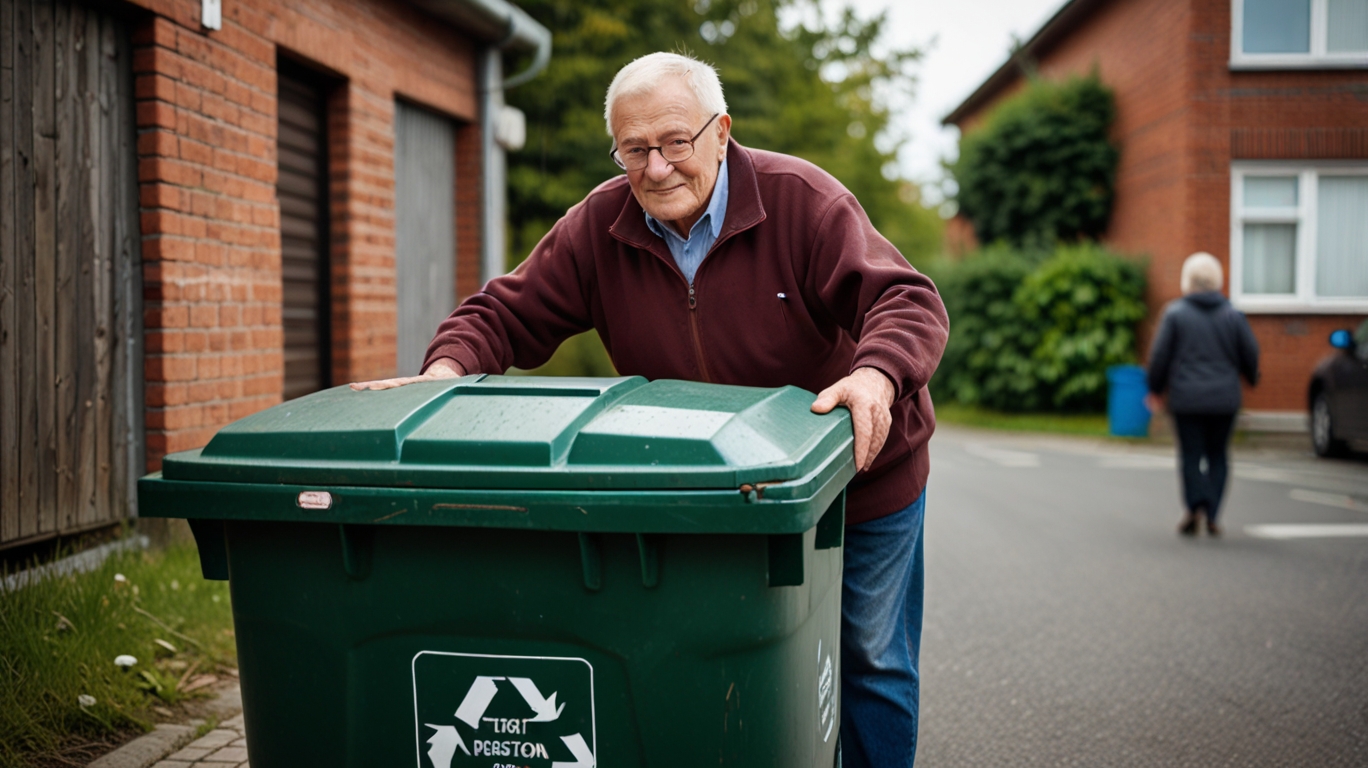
left=830, top=0, right=1068, bottom=203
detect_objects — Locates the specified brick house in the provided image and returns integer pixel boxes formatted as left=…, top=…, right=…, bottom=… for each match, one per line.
left=1, top=0, right=549, bottom=551
left=944, top=0, right=1368, bottom=422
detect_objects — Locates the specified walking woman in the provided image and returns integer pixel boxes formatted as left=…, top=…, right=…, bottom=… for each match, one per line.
left=1146, top=253, right=1260, bottom=536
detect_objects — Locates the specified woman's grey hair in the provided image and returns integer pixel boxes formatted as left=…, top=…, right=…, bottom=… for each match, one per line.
left=604, top=52, right=728, bottom=136
left=1180, top=252, right=1224, bottom=294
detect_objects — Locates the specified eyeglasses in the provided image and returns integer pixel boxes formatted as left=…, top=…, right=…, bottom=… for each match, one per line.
left=610, top=113, right=720, bottom=171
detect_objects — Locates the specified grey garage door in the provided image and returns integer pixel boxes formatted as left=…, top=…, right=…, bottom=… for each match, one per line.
left=277, top=63, right=330, bottom=401
left=394, top=101, right=456, bottom=376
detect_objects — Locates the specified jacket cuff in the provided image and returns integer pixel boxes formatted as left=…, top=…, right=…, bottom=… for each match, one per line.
left=849, top=356, right=907, bottom=402
left=423, top=343, right=482, bottom=377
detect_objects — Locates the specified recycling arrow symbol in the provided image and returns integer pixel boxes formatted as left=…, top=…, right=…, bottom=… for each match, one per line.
left=553, top=733, right=595, bottom=768
left=424, top=674, right=593, bottom=768
left=454, top=676, right=566, bottom=728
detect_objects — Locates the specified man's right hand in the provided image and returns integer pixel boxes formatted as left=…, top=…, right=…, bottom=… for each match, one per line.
left=349, top=357, right=467, bottom=391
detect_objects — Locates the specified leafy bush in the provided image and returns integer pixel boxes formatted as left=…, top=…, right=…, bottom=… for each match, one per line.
left=952, top=73, right=1118, bottom=248
left=1018, top=244, right=1148, bottom=410
left=930, top=243, right=1146, bottom=412
left=927, top=246, right=1038, bottom=409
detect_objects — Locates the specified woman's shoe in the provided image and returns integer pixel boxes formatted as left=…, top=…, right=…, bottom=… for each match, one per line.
left=1204, top=516, right=1221, bottom=537
left=1178, top=512, right=1198, bottom=536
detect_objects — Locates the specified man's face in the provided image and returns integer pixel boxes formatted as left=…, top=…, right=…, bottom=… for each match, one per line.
left=611, top=78, right=731, bottom=233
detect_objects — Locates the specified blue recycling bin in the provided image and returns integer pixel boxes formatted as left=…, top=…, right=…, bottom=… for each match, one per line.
left=1107, top=365, right=1151, bottom=438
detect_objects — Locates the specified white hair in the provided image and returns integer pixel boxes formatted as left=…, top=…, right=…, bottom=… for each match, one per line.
left=604, top=52, right=728, bottom=136
left=1180, top=252, right=1224, bottom=294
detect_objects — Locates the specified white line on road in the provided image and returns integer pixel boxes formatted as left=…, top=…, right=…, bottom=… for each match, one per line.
left=1097, top=454, right=1175, bottom=470
left=1245, top=524, right=1368, bottom=539
left=1289, top=489, right=1368, bottom=512
left=963, top=443, right=1040, bottom=468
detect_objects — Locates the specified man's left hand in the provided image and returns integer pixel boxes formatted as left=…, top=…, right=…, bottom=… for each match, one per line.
left=811, top=367, right=896, bottom=472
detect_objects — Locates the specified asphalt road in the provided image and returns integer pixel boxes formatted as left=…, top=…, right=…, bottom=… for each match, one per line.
left=918, top=426, right=1368, bottom=767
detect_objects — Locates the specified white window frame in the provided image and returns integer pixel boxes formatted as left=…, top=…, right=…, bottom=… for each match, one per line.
left=1231, top=0, right=1368, bottom=69
left=1231, top=162, right=1368, bottom=314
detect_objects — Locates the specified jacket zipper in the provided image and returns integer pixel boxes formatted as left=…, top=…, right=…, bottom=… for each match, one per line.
left=681, top=224, right=758, bottom=384
left=644, top=221, right=756, bottom=386
left=687, top=282, right=713, bottom=382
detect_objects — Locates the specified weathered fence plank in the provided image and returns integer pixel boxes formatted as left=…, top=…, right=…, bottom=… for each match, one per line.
left=33, top=0, right=58, bottom=538
left=15, top=0, right=39, bottom=541
left=0, top=0, right=18, bottom=543
left=111, top=16, right=141, bottom=511
left=92, top=10, right=114, bottom=526
left=54, top=0, right=78, bottom=531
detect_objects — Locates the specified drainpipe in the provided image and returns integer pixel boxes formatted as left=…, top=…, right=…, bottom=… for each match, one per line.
left=413, top=0, right=551, bottom=283
left=481, top=9, right=550, bottom=283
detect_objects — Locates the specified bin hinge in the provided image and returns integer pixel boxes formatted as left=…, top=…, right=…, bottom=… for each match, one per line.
left=739, top=481, right=784, bottom=503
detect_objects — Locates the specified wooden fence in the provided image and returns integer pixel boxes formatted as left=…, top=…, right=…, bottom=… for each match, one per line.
left=0, top=0, right=143, bottom=550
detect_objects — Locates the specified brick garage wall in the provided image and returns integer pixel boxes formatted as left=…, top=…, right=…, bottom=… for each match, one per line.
left=126, top=0, right=481, bottom=469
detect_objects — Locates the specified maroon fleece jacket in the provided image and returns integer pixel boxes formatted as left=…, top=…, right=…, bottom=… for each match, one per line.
left=424, top=140, right=948, bottom=524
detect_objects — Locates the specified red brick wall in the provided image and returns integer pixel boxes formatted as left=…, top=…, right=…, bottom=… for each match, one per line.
left=949, top=0, right=1368, bottom=412
left=127, top=0, right=482, bottom=469
left=455, top=122, right=483, bottom=302
left=1186, top=0, right=1368, bottom=410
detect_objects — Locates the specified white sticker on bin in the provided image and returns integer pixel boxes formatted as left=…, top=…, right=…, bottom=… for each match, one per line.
left=297, top=491, right=333, bottom=510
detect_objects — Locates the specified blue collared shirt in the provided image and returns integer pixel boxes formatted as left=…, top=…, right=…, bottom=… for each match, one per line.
left=644, top=158, right=729, bottom=285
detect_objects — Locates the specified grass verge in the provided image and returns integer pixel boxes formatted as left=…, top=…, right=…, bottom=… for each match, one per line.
left=935, top=402, right=1114, bottom=437
left=0, top=539, right=235, bottom=767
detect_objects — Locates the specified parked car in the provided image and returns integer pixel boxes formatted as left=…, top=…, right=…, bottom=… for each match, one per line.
left=1308, top=320, right=1368, bottom=457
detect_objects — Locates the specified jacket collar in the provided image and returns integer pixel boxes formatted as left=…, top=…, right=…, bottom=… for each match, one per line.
left=609, top=138, right=767, bottom=255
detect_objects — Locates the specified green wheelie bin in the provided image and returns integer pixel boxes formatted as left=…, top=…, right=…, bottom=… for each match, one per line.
left=138, top=375, right=854, bottom=768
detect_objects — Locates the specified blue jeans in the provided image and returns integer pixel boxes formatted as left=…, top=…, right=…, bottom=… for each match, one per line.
left=840, top=490, right=926, bottom=768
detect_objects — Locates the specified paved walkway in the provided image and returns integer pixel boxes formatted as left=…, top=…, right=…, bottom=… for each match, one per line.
left=152, top=714, right=248, bottom=768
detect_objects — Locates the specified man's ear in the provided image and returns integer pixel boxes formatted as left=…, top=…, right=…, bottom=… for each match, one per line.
left=716, top=114, right=732, bottom=159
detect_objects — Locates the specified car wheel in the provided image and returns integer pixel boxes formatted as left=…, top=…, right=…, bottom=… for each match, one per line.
left=1311, top=392, right=1348, bottom=458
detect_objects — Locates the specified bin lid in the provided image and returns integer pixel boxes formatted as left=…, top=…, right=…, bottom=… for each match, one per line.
left=158, top=375, right=853, bottom=492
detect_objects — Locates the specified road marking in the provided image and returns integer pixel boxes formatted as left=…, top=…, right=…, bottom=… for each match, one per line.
left=1289, top=489, right=1368, bottom=512
left=963, top=443, right=1040, bottom=467
left=1097, top=454, right=1175, bottom=470
left=1245, top=524, right=1368, bottom=539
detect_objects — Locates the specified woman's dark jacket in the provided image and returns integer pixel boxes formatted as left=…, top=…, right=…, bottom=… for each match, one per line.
left=1146, top=291, right=1260, bottom=415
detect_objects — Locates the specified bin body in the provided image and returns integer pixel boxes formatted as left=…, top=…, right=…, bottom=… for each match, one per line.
left=139, top=376, right=854, bottom=768
left=1107, top=365, right=1151, bottom=437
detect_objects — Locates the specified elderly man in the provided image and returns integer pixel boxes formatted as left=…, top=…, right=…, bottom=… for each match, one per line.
left=355, top=52, right=948, bottom=767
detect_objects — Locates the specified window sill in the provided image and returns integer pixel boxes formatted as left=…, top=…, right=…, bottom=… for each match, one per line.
left=1229, top=57, right=1368, bottom=71
left=1232, top=298, right=1368, bottom=315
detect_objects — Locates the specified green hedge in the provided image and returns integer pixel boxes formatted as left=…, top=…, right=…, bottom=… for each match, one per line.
left=929, top=243, right=1146, bottom=412
left=952, top=73, right=1118, bottom=248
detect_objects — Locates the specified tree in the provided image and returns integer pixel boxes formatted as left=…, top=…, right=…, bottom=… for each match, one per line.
left=951, top=73, right=1118, bottom=248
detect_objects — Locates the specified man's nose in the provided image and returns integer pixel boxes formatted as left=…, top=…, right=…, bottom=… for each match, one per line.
left=644, top=149, right=674, bottom=180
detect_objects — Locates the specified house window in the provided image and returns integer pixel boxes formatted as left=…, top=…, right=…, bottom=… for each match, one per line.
left=1232, top=0, right=1368, bottom=67
left=1231, top=164, right=1368, bottom=312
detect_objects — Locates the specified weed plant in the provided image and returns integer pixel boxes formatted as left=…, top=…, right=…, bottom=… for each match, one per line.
left=0, top=541, right=235, bottom=767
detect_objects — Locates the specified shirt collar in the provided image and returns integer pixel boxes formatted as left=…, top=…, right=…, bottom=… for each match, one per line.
left=644, top=157, right=729, bottom=242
